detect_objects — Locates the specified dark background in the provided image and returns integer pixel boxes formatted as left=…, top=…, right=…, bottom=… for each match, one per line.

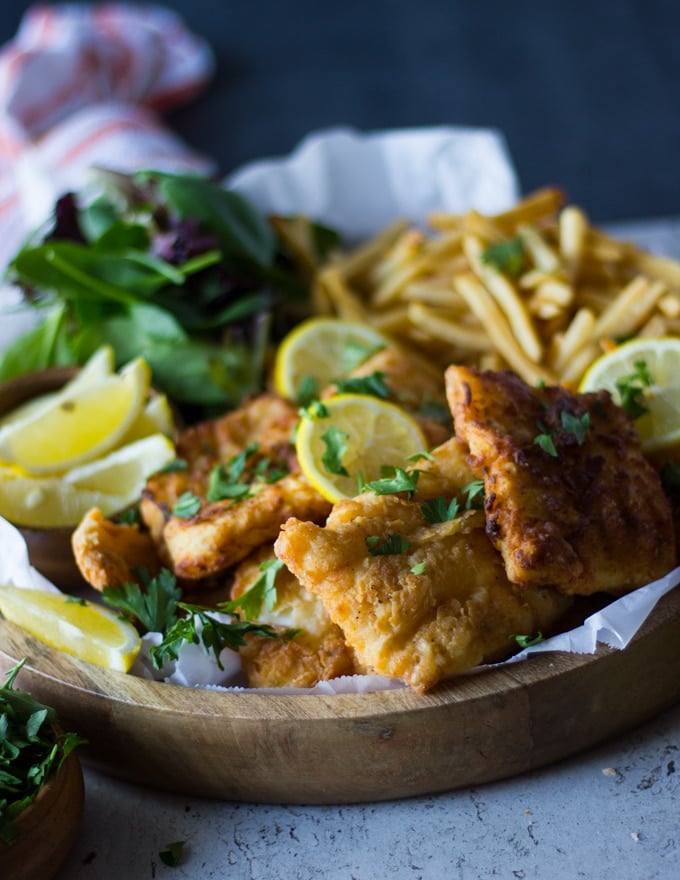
left=2, top=0, right=680, bottom=224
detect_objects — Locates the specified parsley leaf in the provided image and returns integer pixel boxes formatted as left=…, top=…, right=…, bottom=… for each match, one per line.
left=295, top=374, right=319, bottom=407
left=173, top=491, right=201, bottom=518
left=561, top=410, right=590, bottom=445
left=102, top=568, right=182, bottom=635
left=159, top=840, right=186, bottom=867
left=481, top=236, right=526, bottom=277
left=298, top=399, right=330, bottom=421
left=221, top=559, right=284, bottom=620
left=615, top=359, right=653, bottom=419
left=462, top=479, right=485, bottom=509
left=150, top=606, right=286, bottom=671
left=533, top=420, right=558, bottom=457
left=510, top=632, right=544, bottom=648
left=334, top=371, right=391, bottom=399
left=361, top=465, right=422, bottom=498
left=321, top=426, right=350, bottom=476
left=410, top=561, right=427, bottom=575
left=420, top=496, right=460, bottom=523
left=365, top=533, right=412, bottom=556
left=340, top=339, right=385, bottom=373
left=158, top=458, right=188, bottom=474
left=0, top=660, right=86, bottom=845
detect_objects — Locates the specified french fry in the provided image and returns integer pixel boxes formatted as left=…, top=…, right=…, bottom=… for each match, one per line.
left=312, top=187, right=680, bottom=391
left=591, top=276, right=667, bottom=341
left=464, top=235, right=543, bottom=363
left=407, top=302, right=491, bottom=353
left=453, top=273, right=555, bottom=385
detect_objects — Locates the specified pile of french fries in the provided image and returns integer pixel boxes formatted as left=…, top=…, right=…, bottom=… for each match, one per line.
left=310, top=187, right=680, bottom=387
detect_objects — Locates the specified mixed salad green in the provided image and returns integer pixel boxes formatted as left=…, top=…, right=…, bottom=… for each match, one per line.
left=0, top=170, right=339, bottom=420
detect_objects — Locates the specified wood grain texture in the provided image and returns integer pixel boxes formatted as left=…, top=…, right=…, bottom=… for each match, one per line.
left=1, top=587, right=679, bottom=804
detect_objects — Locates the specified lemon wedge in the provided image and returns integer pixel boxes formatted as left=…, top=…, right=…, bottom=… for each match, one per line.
left=0, top=345, right=116, bottom=428
left=118, top=393, right=176, bottom=445
left=295, top=393, right=427, bottom=502
left=0, top=356, right=151, bottom=474
left=0, top=584, right=141, bottom=672
left=0, top=433, right=175, bottom=527
left=579, top=336, right=680, bottom=454
left=64, top=433, right=175, bottom=494
left=273, top=317, right=388, bottom=401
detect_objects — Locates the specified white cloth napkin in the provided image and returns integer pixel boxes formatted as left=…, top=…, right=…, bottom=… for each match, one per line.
left=0, top=3, right=217, bottom=270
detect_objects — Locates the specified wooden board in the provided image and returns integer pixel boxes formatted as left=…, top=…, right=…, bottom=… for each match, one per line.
left=2, top=586, right=680, bottom=805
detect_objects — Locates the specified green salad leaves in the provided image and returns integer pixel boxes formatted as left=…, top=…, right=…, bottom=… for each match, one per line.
left=1, top=170, right=339, bottom=419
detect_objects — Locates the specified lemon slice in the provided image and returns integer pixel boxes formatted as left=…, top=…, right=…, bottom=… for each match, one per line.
left=0, top=434, right=175, bottom=527
left=0, top=356, right=151, bottom=474
left=295, top=393, right=427, bottom=502
left=579, top=336, right=680, bottom=453
left=0, top=584, right=141, bottom=672
left=273, top=317, right=388, bottom=401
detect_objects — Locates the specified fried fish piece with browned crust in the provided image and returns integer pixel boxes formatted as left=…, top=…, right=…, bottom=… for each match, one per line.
left=140, top=393, right=331, bottom=582
left=445, top=365, right=676, bottom=595
left=230, top=548, right=359, bottom=689
left=71, top=507, right=161, bottom=591
left=275, top=495, right=571, bottom=693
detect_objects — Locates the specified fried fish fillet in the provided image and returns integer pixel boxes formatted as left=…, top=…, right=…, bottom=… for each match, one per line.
left=275, top=495, right=571, bottom=692
left=140, top=393, right=331, bottom=581
left=445, top=365, right=676, bottom=595
left=230, top=548, right=358, bottom=689
left=71, top=507, right=161, bottom=590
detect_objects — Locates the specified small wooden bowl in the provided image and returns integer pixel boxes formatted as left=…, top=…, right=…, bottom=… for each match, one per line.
left=0, top=739, right=84, bottom=880
left=0, top=366, right=90, bottom=590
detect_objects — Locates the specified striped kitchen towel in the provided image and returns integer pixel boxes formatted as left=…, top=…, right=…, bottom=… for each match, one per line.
left=0, top=3, right=217, bottom=270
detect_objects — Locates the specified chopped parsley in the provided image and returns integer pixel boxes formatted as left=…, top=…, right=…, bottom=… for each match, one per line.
left=560, top=410, right=590, bottom=445
left=420, top=496, right=460, bottom=523
left=481, top=236, right=526, bottom=277
left=295, top=374, right=320, bottom=407
left=206, top=443, right=288, bottom=503
left=410, top=561, right=427, bottom=576
left=150, top=606, right=286, bottom=671
left=461, top=479, right=485, bottom=509
left=0, top=660, right=86, bottom=845
left=221, top=559, right=284, bottom=620
left=533, top=410, right=591, bottom=457
left=533, top=430, right=558, bottom=457
left=510, top=632, right=544, bottom=649
left=321, top=426, right=350, bottom=476
left=615, top=359, right=653, bottom=419
left=340, top=338, right=385, bottom=373
left=159, top=840, right=186, bottom=867
left=158, top=458, right=189, bottom=474
left=298, top=399, right=330, bottom=421
left=172, top=491, right=201, bottom=518
left=360, top=465, right=422, bottom=498
left=102, top=568, right=182, bottom=635
left=333, top=371, right=391, bottom=399
left=365, top=533, right=412, bottom=556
